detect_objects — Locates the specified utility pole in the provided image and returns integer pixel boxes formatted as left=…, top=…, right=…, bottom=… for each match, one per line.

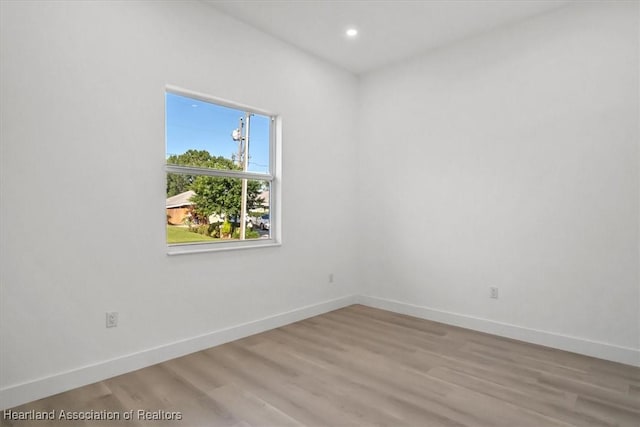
left=239, top=113, right=251, bottom=240
left=236, top=117, right=244, bottom=168
left=232, top=114, right=251, bottom=240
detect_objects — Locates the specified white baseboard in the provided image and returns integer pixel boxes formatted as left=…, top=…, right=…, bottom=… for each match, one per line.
left=0, top=295, right=358, bottom=410
left=3, top=293, right=638, bottom=410
left=356, top=295, right=640, bottom=368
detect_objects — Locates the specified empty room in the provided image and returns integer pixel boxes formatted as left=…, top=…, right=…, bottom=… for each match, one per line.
left=0, top=0, right=638, bottom=426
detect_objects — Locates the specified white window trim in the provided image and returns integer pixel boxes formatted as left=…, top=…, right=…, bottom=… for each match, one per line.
left=165, top=85, right=281, bottom=255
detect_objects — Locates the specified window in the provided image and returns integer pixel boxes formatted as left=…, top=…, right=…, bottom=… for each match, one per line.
left=165, top=87, right=278, bottom=254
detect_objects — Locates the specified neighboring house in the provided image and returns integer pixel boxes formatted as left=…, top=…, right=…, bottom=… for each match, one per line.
left=166, top=190, right=196, bottom=225
left=256, top=190, right=270, bottom=212
left=167, top=189, right=269, bottom=225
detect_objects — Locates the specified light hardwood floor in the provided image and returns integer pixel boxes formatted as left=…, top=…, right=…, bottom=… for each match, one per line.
left=2, top=305, right=639, bottom=426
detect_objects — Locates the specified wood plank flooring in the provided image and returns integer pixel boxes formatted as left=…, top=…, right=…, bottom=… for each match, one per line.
left=2, top=305, right=639, bottom=426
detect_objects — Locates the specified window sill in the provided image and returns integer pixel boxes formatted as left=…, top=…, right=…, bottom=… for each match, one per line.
left=167, top=239, right=281, bottom=256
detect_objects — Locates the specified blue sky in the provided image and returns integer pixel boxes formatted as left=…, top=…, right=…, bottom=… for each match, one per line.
left=166, top=92, right=270, bottom=174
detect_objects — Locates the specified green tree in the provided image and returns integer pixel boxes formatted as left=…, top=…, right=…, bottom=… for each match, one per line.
left=166, top=149, right=225, bottom=197
left=166, top=173, right=191, bottom=198
left=190, top=176, right=262, bottom=219
left=166, top=150, right=263, bottom=220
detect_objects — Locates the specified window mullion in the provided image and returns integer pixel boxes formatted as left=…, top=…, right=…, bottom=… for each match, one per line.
left=166, top=164, right=273, bottom=181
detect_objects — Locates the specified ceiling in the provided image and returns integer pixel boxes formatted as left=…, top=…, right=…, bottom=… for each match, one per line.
left=204, top=0, right=570, bottom=75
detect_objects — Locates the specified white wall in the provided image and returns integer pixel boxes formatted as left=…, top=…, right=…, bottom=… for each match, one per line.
left=0, top=0, right=359, bottom=407
left=358, top=1, right=639, bottom=362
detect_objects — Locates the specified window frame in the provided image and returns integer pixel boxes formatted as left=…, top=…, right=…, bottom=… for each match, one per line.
left=165, top=85, right=280, bottom=255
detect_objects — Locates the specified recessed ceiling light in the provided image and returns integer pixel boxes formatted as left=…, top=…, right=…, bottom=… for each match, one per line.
left=346, top=28, right=358, bottom=38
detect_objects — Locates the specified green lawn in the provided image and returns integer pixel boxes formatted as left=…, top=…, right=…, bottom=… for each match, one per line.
left=167, top=225, right=216, bottom=244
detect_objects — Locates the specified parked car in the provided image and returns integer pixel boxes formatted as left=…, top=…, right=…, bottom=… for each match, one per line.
left=257, top=214, right=270, bottom=230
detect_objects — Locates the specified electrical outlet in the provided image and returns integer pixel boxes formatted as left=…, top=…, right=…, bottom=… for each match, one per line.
left=329, top=273, right=334, bottom=283
left=490, top=287, right=499, bottom=299
left=106, top=312, right=118, bottom=328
